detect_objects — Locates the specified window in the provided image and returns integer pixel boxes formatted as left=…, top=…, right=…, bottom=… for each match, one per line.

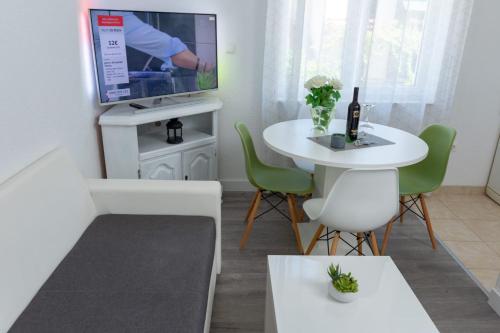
left=262, top=0, right=472, bottom=132
left=300, top=0, right=458, bottom=103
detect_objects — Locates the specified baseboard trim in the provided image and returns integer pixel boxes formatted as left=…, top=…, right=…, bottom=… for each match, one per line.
left=489, top=284, right=500, bottom=316
left=486, top=186, right=500, bottom=204
left=220, top=183, right=490, bottom=194
left=434, top=186, right=486, bottom=195
left=220, top=179, right=254, bottom=192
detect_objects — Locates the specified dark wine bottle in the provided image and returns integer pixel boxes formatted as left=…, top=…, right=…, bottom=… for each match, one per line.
left=346, top=87, right=361, bottom=142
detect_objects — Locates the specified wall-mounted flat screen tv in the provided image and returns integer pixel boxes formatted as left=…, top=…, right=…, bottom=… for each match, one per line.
left=89, top=9, right=218, bottom=105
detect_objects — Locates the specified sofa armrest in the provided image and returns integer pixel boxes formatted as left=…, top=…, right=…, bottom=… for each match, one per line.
left=87, top=179, right=222, bottom=273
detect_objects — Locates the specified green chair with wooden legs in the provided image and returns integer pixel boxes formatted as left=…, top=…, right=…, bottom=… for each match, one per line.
left=235, top=122, right=314, bottom=254
left=381, top=124, right=456, bottom=254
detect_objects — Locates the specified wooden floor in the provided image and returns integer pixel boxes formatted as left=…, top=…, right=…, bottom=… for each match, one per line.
left=210, top=192, right=500, bottom=332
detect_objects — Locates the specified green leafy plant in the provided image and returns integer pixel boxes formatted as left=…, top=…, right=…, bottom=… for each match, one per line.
left=304, top=76, right=342, bottom=109
left=333, top=273, right=359, bottom=293
left=197, top=71, right=216, bottom=90
left=327, top=264, right=342, bottom=281
left=305, top=86, right=341, bottom=109
left=304, top=76, right=343, bottom=131
left=327, top=264, right=359, bottom=293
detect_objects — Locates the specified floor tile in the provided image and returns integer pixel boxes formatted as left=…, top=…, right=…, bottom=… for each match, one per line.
left=444, top=241, right=500, bottom=269
left=433, top=193, right=489, bottom=203
left=432, top=219, right=480, bottom=242
left=469, top=269, right=500, bottom=291
left=443, top=200, right=500, bottom=221
left=423, top=198, right=458, bottom=219
left=462, top=219, right=500, bottom=242
left=486, top=242, right=500, bottom=256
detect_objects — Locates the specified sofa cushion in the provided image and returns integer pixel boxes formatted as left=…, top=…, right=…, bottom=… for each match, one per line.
left=9, top=214, right=215, bottom=333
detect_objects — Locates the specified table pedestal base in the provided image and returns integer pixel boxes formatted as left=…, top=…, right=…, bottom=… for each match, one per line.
left=313, top=165, right=347, bottom=197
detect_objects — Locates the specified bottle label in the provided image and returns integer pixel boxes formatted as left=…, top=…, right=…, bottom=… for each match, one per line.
left=353, top=110, right=360, bottom=118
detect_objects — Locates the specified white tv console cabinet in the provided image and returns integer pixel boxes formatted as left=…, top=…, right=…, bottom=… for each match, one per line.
left=99, top=96, right=222, bottom=181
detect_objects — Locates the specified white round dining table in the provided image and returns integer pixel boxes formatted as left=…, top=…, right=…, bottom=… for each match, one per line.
left=263, top=119, right=428, bottom=197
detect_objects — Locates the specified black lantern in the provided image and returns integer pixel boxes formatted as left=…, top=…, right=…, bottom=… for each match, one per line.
left=166, top=118, right=183, bottom=144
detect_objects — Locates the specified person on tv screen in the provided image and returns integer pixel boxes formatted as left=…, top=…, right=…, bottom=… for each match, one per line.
left=121, top=12, right=214, bottom=73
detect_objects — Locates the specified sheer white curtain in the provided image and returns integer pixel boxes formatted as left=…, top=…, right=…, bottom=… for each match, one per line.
left=262, top=0, right=473, bottom=151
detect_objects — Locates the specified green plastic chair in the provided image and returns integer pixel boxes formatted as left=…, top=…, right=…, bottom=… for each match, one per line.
left=235, top=122, right=314, bottom=253
left=382, top=124, right=456, bottom=254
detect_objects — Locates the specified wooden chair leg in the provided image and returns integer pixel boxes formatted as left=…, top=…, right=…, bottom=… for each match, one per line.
left=305, top=224, right=325, bottom=255
left=356, top=232, right=363, bottom=256
left=245, top=190, right=260, bottom=222
left=298, top=206, right=305, bottom=222
left=369, top=231, right=380, bottom=256
left=287, top=194, right=305, bottom=254
left=292, top=195, right=305, bottom=223
left=399, top=195, right=405, bottom=223
left=330, top=231, right=340, bottom=256
left=240, top=191, right=262, bottom=249
left=298, top=194, right=312, bottom=222
left=381, top=219, right=395, bottom=255
left=419, top=194, right=437, bottom=250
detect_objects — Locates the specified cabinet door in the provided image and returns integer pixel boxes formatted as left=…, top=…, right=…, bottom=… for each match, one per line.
left=140, top=153, right=182, bottom=180
left=182, top=145, right=216, bottom=180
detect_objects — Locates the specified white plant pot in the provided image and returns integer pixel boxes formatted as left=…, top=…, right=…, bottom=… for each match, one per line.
left=328, top=282, right=359, bottom=303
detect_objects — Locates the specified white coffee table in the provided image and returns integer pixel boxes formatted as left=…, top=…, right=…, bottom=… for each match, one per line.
left=265, top=256, right=439, bottom=333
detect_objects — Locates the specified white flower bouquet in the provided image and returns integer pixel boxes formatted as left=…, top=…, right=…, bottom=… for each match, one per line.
left=304, top=75, right=343, bottom=132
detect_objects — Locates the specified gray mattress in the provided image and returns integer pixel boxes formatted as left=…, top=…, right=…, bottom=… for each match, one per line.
left=10, top=214, right=216, bottom=333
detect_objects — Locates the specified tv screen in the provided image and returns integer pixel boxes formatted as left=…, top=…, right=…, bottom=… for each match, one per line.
left=89, top=9, right=218, bottom=105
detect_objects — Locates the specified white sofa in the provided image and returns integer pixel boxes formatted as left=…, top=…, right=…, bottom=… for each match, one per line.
left=0, top=148, right=221, bottom=332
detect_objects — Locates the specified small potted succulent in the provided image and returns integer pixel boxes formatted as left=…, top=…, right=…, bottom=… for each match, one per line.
left=327, top=264, right=359, bottom=303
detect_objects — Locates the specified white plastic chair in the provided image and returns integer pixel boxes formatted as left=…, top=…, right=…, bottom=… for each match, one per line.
left=304, top=168, right=399, bottom=256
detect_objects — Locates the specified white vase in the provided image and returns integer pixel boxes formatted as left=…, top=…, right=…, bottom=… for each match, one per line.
left=328, top=282, right=359, bottom=303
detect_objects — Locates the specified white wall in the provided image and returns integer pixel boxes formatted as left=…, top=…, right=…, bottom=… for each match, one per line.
left=2, top=0, right=496, bottom=188
left=0, top=0, right=105, bottom=183
left=0, top=0, right=267, bottom=189
left=444, top=0, right=500, bottom=186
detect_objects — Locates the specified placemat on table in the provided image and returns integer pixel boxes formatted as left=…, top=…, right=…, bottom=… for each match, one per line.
left=307, top=133, right=395, bottom=151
